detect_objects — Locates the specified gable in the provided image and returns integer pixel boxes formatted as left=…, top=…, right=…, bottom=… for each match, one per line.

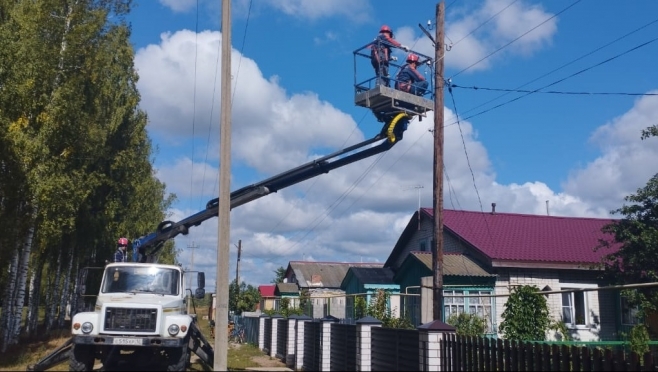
left=386, top=208, right=619, bottom=268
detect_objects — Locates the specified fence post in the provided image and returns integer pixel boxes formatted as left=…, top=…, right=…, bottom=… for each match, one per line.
left=258, top=314, right=269, bottom=351
left=417, top=320, right=456, bottom=371
left=320, top=315, right=339, bottom=371
left=270, top=313, right=283, bottom=358
left=356, top=316, right=382, bottom=371
left=286, top=315, right=300, bottom=369
left=295, top=315, right=313, bottom=371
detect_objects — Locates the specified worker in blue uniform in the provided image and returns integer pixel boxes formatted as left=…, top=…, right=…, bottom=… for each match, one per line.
left=395, top=53, right=429, bottom=96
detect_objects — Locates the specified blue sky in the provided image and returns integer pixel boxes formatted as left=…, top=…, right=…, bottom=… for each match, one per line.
left=125, top=0, right=658, bottom=289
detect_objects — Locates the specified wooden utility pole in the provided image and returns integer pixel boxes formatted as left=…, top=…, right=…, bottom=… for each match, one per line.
left=187, top=241, right=199, bottom=314
left=215, top=0, right=231, bottom=370
left=432, top=0, right=446, bottom=322
left=235, top=240, right=241, bottom=289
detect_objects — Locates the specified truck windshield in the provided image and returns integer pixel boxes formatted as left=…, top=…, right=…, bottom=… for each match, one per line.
left=101, top=266, right=180, bottom=295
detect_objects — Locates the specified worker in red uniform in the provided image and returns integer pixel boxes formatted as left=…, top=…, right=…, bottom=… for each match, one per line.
left=395, top=53, right=428, bottom=96
left=370, top=25, right=408, bottom=87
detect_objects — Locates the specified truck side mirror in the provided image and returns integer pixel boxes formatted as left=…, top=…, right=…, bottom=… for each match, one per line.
left=195, top=288, right=205, bottom=299
left=197, top=272, right=205, bottom=289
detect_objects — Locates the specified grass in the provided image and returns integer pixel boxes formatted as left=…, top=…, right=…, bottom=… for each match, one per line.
left=0, top=304, right=281, bottom=371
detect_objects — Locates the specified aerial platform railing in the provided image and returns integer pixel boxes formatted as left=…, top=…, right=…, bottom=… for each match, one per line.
left=352, top=40, right=435, bottom=122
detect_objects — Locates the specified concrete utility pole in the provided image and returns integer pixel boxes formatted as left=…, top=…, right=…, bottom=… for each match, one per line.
left=432, top=0, right=446, bottom=322
left=215, top=0, right=231, bottom=370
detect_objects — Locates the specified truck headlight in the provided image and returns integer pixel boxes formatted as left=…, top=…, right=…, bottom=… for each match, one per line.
left=81, top=322, right=94, bottom=334
left=168, top=324, right=180, bottom=336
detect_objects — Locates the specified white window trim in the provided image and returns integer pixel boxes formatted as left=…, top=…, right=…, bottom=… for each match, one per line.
left=560, top=283, right=597, bottom=330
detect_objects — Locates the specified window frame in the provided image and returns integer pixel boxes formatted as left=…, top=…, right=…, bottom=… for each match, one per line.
left=620, top=295, right=641, bottom=326
left=443, top=288, right=495, bottom=334
left=560, top=283, right=596, bottom=329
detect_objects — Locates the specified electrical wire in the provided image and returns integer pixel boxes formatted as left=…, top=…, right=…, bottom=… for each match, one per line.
left=455, top=17, right=658, bottom=118
left=449, top=0, right=582, bottom=79
left=450, top=0, right=521, bottom=49
left=449, top=84, right=658, bottom=97
left=189, top=0, right=200, bottom=205
left=447, top=85, right=498, bottom=257
left=445, top=34, right=658, bottom=128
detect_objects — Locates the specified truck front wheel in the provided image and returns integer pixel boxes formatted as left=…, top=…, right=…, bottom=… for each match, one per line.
left=166, top=344, right=190, bottom=371
left=69, top=344, right=95, bottom=371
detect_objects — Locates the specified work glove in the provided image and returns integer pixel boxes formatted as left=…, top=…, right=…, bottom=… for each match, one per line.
left=401, top=45, right=409, bottom=52
left=390, top=56, right=398, bottom=61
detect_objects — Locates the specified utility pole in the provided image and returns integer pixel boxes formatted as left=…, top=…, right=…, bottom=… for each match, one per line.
left=432, top=0, right=446, bottom=322
left=187, top=241, right=199, bottom=314
left=215, top=0, right=231, bottom=370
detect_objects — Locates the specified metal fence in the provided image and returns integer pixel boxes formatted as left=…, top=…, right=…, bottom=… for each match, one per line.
left=372, top=327, right=420, bottom=371
left=241, top=315, right=259, bottom=345
left=330, top=323, right=358, bottom=371
left=303, top=320, right=321, bottom=371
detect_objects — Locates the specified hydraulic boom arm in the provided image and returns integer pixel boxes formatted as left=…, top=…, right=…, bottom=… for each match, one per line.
left=134, top=114, right=409, bottom=262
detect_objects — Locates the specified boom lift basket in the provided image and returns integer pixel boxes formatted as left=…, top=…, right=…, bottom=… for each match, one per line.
left=353, top=41, right=435, bottom=122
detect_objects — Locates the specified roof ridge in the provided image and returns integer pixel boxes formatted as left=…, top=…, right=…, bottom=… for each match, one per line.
left=422, top=207, right=615, bottom=221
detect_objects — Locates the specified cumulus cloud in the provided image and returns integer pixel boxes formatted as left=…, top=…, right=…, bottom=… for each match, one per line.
left=562, top=92, right=658, bottom=211
left=395, top=0, right=558, bottom=72
left=134, top=26, right=655, bottom=287
left=261, top=0, right=372, bottom=23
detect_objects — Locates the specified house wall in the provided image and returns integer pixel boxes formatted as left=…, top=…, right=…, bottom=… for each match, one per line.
left=308, top=289, right=346, bottom=319
left=391, top=219, right=466, bottom=271
left=493, top=268, right=617, bottom=341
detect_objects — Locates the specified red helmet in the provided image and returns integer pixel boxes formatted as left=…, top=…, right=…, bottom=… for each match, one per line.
left=406, top=53, right=420, bottom=63
left=380, top=25, right=392, bottom=34
left=117, top=237, right=129, bottom=246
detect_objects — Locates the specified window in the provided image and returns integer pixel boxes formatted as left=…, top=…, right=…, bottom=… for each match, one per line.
left=420, top=241, right=427, bottom=252
left=562, top=290, right=587, bottom=326
left=444, top=290, right=494, bottom=333
left=621, top=296, right=641, bottom=325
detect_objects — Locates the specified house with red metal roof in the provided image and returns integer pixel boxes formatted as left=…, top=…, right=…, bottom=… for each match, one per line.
left=385, top=206, right=634, bottom=341
left=258, top=284, right=276, bottom=312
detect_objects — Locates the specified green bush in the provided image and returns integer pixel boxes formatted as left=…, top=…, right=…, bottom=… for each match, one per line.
left=447, top=312, right=487, bottom=336
left=499, top=285, right=551, bottom=341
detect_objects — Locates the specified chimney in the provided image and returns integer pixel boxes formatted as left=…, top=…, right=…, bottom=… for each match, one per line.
left=491, top=202, right=496, bottom=215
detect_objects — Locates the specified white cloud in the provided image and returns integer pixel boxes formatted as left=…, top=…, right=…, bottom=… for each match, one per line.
left=261, top=0, right=372, bottom=22
left=396, top=0, right=558, bottom=72
left=135, top=27, right=655, bottom=288
left=159, top=0, right=196, bottom=13
left=562, top=92, right=658, bottom=211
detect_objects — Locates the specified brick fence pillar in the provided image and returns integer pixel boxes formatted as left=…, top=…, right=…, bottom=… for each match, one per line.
left=295, top=315, right=313, bottom=371
left=286, top=315, right=300, bottom=368
left=270, top=313, right=283, bottom=358
left=356, top=316, right=382, bottom=371
left=418, top=320, right=456, bottom=371
left=320, top=315, right=339, bottom=371
left=258, top=314, right=269, bottom=351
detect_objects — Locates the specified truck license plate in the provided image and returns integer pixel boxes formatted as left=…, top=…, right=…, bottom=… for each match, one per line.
left=112, top=337, right=144, bottom=346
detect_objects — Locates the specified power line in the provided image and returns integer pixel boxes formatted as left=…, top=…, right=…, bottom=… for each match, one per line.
left=449, top=0, right=582, bottom=79
left=455, top=17, right=658, bottom=118
left=445, top=34, right=658, bottom=128
left=446, top=85, right=498, bottom=258
left=450, top=84, right=658, bottom=97
left=450, top=0, right=521, bottom=49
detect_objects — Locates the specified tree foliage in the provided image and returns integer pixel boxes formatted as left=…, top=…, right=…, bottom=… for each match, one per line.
left=366, top=289, right=413, bottom=329
left=499, top=285, right=551, bottom=341
left=229, top=279, right=260, bottom=315
left=0, top=0, right=177, bottom=348
left=597, top=173, right=658, bottom=315
left=271, top=266, right=286, bottom=284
